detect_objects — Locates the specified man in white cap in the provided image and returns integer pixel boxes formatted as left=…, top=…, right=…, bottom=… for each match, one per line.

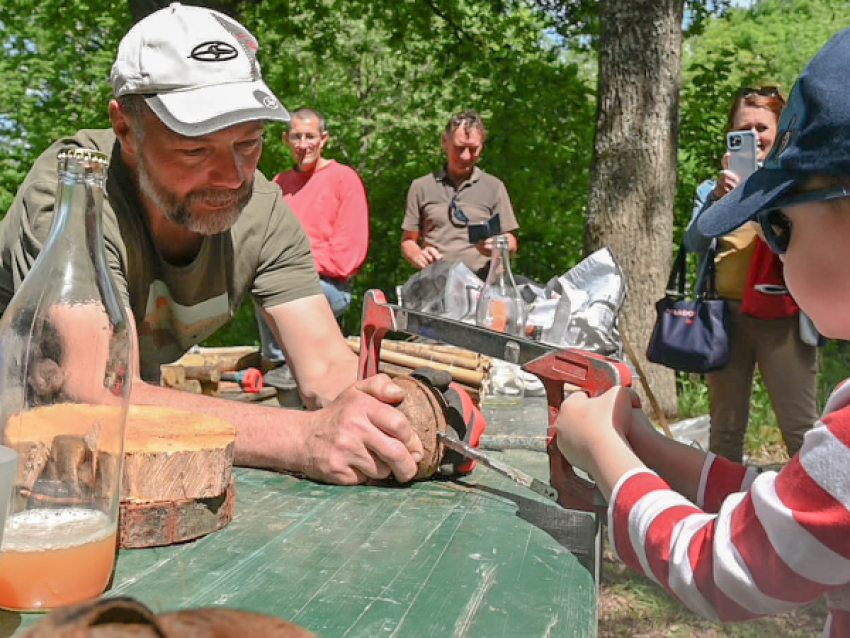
left=0, top=3, right=423, bottom=485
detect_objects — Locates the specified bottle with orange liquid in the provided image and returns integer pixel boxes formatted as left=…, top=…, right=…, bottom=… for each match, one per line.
left=475, top=234, right=526, bottom=404
left=0, top=148, right=132, bottom=611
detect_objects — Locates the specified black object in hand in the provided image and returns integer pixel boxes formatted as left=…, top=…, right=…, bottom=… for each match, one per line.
left=467, top=214, right=501, bottom=244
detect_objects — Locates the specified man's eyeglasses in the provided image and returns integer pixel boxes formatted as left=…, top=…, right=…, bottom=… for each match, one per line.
left=757, top=185, right=850, bottom=254
left=449, top=198, right=469, bottom=227
left=287, top=132, right=321, bottom=144
left=737, top=86, right=781, bottom=99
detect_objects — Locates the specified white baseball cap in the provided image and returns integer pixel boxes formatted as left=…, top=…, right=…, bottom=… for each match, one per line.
left=111, top=2, right=290, bottom=136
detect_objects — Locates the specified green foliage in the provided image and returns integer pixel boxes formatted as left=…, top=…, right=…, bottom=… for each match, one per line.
left=674, top=0, right=850, bottom=447
left=2, top=0, right=850, bottom=426
left=676, top=0, right=850, bottom=237
left=0, top=0, right=131, bottom=211
left=241, top=0, right=594, bottom=334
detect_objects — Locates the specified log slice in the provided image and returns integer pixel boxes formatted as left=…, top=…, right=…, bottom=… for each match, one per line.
left=119, top=475, right=236, bottom=548
left=4, top=404, right=236, bottom=502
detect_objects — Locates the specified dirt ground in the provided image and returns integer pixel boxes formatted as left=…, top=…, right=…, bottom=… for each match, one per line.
left=596, top=443, right=827, bottom=637
left=598, top=545, right=827, bottom=637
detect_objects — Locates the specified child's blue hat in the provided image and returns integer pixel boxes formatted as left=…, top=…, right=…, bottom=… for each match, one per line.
left=699, top=26, right=850, bottom=238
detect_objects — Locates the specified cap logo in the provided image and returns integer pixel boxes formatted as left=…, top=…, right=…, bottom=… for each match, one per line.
left=190, top=41, right=238, bottom=62
left=254, top=90, right=279, bottom=110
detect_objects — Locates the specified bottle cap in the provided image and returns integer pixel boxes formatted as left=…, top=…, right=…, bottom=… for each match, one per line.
left=57, top=147, right=109, bottom=167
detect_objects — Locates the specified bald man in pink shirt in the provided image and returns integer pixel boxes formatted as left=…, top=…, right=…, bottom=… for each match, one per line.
left=258, top=108, right=369, bottom=367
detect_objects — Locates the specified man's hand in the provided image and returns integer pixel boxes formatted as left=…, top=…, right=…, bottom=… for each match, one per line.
left=474, top=237, right=495, bottom=257
left=296, top=374, right=424, bottom=485
left=411, top=246, right=443, bottom=269
left=474, top=232, right=517, bottom=258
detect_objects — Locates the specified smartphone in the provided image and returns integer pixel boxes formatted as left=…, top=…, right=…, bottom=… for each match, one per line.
left=727, top=129, right=758, bottom=181
left=467, top=214, right=502, bottom=244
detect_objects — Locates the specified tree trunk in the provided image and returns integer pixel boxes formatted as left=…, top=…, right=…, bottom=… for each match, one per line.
left=586, top=0, right=684, bottom=419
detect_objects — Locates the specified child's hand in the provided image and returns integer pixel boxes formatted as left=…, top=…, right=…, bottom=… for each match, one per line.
left=555, top=387, right=641, bottom=474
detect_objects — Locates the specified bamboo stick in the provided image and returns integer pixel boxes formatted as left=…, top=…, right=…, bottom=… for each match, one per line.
left=346, top=337, right=486, bottom=372
left=347, top=339, right=486, bottom=387
left=346, top=337, right=489, bottom=372
left=379, top=340, right=486, bottom=371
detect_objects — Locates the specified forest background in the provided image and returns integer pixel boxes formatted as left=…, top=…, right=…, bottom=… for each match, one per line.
left=1, top=0, right=849, bottom=425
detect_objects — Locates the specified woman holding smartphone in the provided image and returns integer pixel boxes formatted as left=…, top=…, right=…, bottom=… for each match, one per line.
left=683, top=86, right=818, bottom=464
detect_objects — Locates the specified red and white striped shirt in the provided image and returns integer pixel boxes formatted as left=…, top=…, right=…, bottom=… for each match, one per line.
left=610, top=381, right=850, bottom=636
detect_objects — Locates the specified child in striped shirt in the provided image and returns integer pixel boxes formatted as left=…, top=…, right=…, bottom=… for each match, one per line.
left=555, top=26, right=850, bottom=637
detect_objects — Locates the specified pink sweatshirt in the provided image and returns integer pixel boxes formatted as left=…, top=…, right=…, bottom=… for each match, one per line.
left=273, top=160, right=369, bottom=281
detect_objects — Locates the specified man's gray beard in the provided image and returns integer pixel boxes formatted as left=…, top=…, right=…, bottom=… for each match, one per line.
left=136, top=152, right=252, bottom=235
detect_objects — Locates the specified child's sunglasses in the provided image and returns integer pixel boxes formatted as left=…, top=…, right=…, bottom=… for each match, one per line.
left=758, top=185, right=850, bottom=254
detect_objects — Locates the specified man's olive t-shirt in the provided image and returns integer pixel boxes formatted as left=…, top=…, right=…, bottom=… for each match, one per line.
left=0, top=129, right=321, bottom=380
left=402, top=166, right=518, bottom=272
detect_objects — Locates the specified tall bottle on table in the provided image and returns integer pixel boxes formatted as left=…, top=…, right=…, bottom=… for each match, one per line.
left=0, top=148, right=132, bottom=611
left=475, top=234, right=526, bottom=404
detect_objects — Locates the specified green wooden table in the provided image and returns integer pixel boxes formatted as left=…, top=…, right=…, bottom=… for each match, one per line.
left=1, top=399, right=600, bottom=638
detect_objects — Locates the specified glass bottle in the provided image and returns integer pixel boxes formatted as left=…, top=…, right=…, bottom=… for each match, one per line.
left=475, top=235, right=526, bottom=335
left=476, top=234, right=526, bottom=404
left=0, top=147, right=132, bottom=611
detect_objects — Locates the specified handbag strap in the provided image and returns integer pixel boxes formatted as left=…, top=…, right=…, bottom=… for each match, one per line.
left=665, top=245, right=688, bottom=298
left=694, top=239, right=719, bottom=299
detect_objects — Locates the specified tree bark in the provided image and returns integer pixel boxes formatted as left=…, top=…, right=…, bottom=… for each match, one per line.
left=586, top=0, right=684, bottom=419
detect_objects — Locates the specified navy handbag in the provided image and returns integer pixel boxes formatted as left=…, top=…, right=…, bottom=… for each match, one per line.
left=647, top=245, right=731, bottom=373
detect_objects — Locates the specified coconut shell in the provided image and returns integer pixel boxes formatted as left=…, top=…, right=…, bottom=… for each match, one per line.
left=392, top=375, right=448, bottom=479
left=18, top=596, right=316, bottom=638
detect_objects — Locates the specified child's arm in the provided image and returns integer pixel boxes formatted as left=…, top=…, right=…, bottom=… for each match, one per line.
left=555, top=387, right=846, bottom=623
left=554, top=388, right=706, bottom=502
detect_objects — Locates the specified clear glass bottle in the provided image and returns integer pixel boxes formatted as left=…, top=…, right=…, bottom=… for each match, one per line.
left=475, top=235, right=526, bottom=335
left=0, top=148, right=132, bottom=611
left=476, top=234, right=526, bottom=404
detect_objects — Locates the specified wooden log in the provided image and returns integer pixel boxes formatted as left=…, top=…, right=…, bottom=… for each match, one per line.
left=165, top=379, right=203, bottom=395
left=122, top=406, right=235, bottom=502
left=174, top=347, right=263, bottom=372
left=346, top=339, right=485, bottom=387
left=160, top=364, right=186, bottom=387
left=4, top=404, right=236, bottom=503
left=179, top=366, right=222, bottom=383
left=119, top=475, right=236, bottom=548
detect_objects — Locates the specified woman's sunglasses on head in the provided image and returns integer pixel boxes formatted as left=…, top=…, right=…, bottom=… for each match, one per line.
left=758, top=185, right=850, bottom=254
left=737, top=86, right=781, bottom=99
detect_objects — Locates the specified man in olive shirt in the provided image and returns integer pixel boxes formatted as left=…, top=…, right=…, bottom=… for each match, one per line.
left=401, top=111, right=519, bottom=279
left=0, top=4, right=422, bottom=486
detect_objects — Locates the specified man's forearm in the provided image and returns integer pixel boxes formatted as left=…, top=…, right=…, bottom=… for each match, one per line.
left=400, top=238, right=423, bottom=267
left=131, top=381, right=309, bottom=473
left=296, top=346, right=359, bottom=409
